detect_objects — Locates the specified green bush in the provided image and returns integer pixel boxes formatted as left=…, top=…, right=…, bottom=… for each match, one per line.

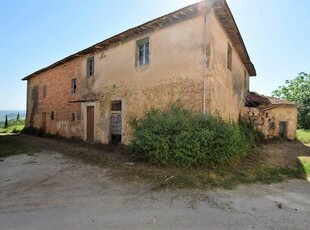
left=0, top=119, right=25, bottom=134
left=130, top=104, right=262, bottom=167
left=239, top=116, right=264, bottom=144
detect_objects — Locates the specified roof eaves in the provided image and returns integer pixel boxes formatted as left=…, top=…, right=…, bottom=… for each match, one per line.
left=213, top=0, right=256, bottom=76
left=22, top=0, right=256, bottom=80
left=22, top=1, right=205, bottom=81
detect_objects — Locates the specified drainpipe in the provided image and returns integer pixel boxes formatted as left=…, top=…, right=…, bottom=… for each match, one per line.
left=203, top=76, right=206, bottom=115
left=202, top=2, right=208, bottom=116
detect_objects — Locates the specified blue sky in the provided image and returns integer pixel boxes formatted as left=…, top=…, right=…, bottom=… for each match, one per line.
left=0, top=0, right=309, bottom=110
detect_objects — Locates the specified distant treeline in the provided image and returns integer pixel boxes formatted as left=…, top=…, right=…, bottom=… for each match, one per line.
left=0, top=110, right=26, bottom=123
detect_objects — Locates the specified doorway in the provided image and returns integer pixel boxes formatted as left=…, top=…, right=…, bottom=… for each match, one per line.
left=279, top=121, right=287, bottom=138
left=110, top=113, right=122, bottom=144
left=42, top=112, right=47, bottom=133
left=87, top=106, right=94, bottom=140
left=110, top=100, right=122, bottom=144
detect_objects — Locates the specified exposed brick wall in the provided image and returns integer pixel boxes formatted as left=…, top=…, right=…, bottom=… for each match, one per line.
left=26, top=58, right=83, bottom=138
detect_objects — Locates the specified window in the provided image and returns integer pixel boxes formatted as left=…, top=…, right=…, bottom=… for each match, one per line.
left=51, top=111, right=55, bottom=120
left=111, top=100, right=122, bottom=111
left=87, top=57, right=94, bottom=76
left=137, top=38, right=150, bottom=66
left=71, top=113, right=75, bottom=121
left=244, top=70, right=248, bottom=92
left=43, top=85, right=47, bottom=98
left=227, top=43, right=232, bottom=71
left=71, top=78, right=77, bottom=94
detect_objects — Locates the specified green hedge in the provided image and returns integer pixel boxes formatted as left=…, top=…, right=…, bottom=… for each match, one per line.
left=130, top=104, right=262, bottom=167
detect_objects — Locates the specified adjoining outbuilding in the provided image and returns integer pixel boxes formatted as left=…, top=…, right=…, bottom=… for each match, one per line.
left=242, top=92, right=297, bottom=140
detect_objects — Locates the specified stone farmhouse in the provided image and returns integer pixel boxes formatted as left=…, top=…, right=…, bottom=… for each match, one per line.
left=22, top=0, right=296, bottom=143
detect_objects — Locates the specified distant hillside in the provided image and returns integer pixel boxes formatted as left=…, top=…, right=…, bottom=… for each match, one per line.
left=0, top=110, right=26, bottom=122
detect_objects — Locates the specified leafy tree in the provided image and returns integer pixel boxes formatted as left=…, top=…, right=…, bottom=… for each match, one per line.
left=4, top=114, right=8, bottom=128
left=272, top=72, right=310, bottom=129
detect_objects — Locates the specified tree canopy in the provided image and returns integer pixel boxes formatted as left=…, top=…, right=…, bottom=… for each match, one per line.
left=272, top=72, right=310, bottom=129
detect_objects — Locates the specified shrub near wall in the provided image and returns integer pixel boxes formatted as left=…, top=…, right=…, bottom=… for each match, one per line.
left=130, top=105, right=260, bottom=167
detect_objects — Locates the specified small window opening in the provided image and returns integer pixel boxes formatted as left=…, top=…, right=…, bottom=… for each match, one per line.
left=71, top=113, right=75, bottom=121
left=71, top=78, right=77, bottom=94
left=51, top=111, right=55, bottom=120
left=137, top=38, right=150, bottom=66
left=87, top=57, right=94, bottom=76
left=244, top=70, right=248, bottom=92
left=227, top=43, right=232, bottom=71
left=269, top=122, right=275, bottom=131
left=43, top=85, right=47, bottom=98
left=111, top=100, right=122, bottom=111
left=266, top=113, right=269, bottom=118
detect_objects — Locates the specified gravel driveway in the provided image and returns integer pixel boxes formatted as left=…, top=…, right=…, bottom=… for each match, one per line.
left=0, top=151, right=309, bottom=230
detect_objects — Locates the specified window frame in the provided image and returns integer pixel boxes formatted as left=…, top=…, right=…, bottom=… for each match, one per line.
left=87, top=57, right=94, bottom=77
left=71, top=78, right=77, bottom=94
left=51, top=111, right=55, bottom=120
left=71, top=112, right=75, bottom=121
left=111, top=100, right=122, bottom=111
left=244, top=70, right=249, bottom=92
left=227, top=43, right=232, bottom=71
left=136, top=37, right=150, bottom=66
left=43, top=85, right=47, bottom=98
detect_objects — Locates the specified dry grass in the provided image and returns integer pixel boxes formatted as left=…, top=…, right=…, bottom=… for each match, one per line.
left=0, top=134, right=309, bottom=190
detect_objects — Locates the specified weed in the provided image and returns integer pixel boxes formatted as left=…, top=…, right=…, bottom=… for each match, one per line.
left=298, top=157, right=310, bottom=178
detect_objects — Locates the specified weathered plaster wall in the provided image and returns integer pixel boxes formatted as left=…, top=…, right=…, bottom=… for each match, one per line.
left=26, top=8, right=252, bottom=144
left=26, top=58, right=84, bottom=138
left=206, top=11, right=249, bottom=120
left=79, top=16, right=206, bottom=143
left=242, top=105, right=297, bottom=140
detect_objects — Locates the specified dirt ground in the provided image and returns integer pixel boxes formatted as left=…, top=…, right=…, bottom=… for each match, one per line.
left=259, top=141, right=310, bottom=169
left=0, top=138, right=310, bottom=229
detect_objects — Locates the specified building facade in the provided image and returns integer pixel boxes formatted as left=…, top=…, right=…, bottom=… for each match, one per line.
left=243, top=93, right=297, bottom=140
left=23, top=0, right=257, bottom=144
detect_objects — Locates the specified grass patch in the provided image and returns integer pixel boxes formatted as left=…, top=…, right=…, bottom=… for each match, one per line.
left=155, top=165, right=302, bottom=190
left=298, top=157, right=310, bottom=178
left=0, top=135, right=42, bottom=158
left=0, top=119, right=25, bottom=134
left=0, top=124, right=25, bottom=134
left=297, top=129, right=310, bottom=144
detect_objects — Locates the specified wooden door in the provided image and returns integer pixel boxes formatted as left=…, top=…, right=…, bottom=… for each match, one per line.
left=42, top=112, right=47, bottom=133
left=87, top=106, right=94, bottom=140
left=279, top=121, right=287, bottom=138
